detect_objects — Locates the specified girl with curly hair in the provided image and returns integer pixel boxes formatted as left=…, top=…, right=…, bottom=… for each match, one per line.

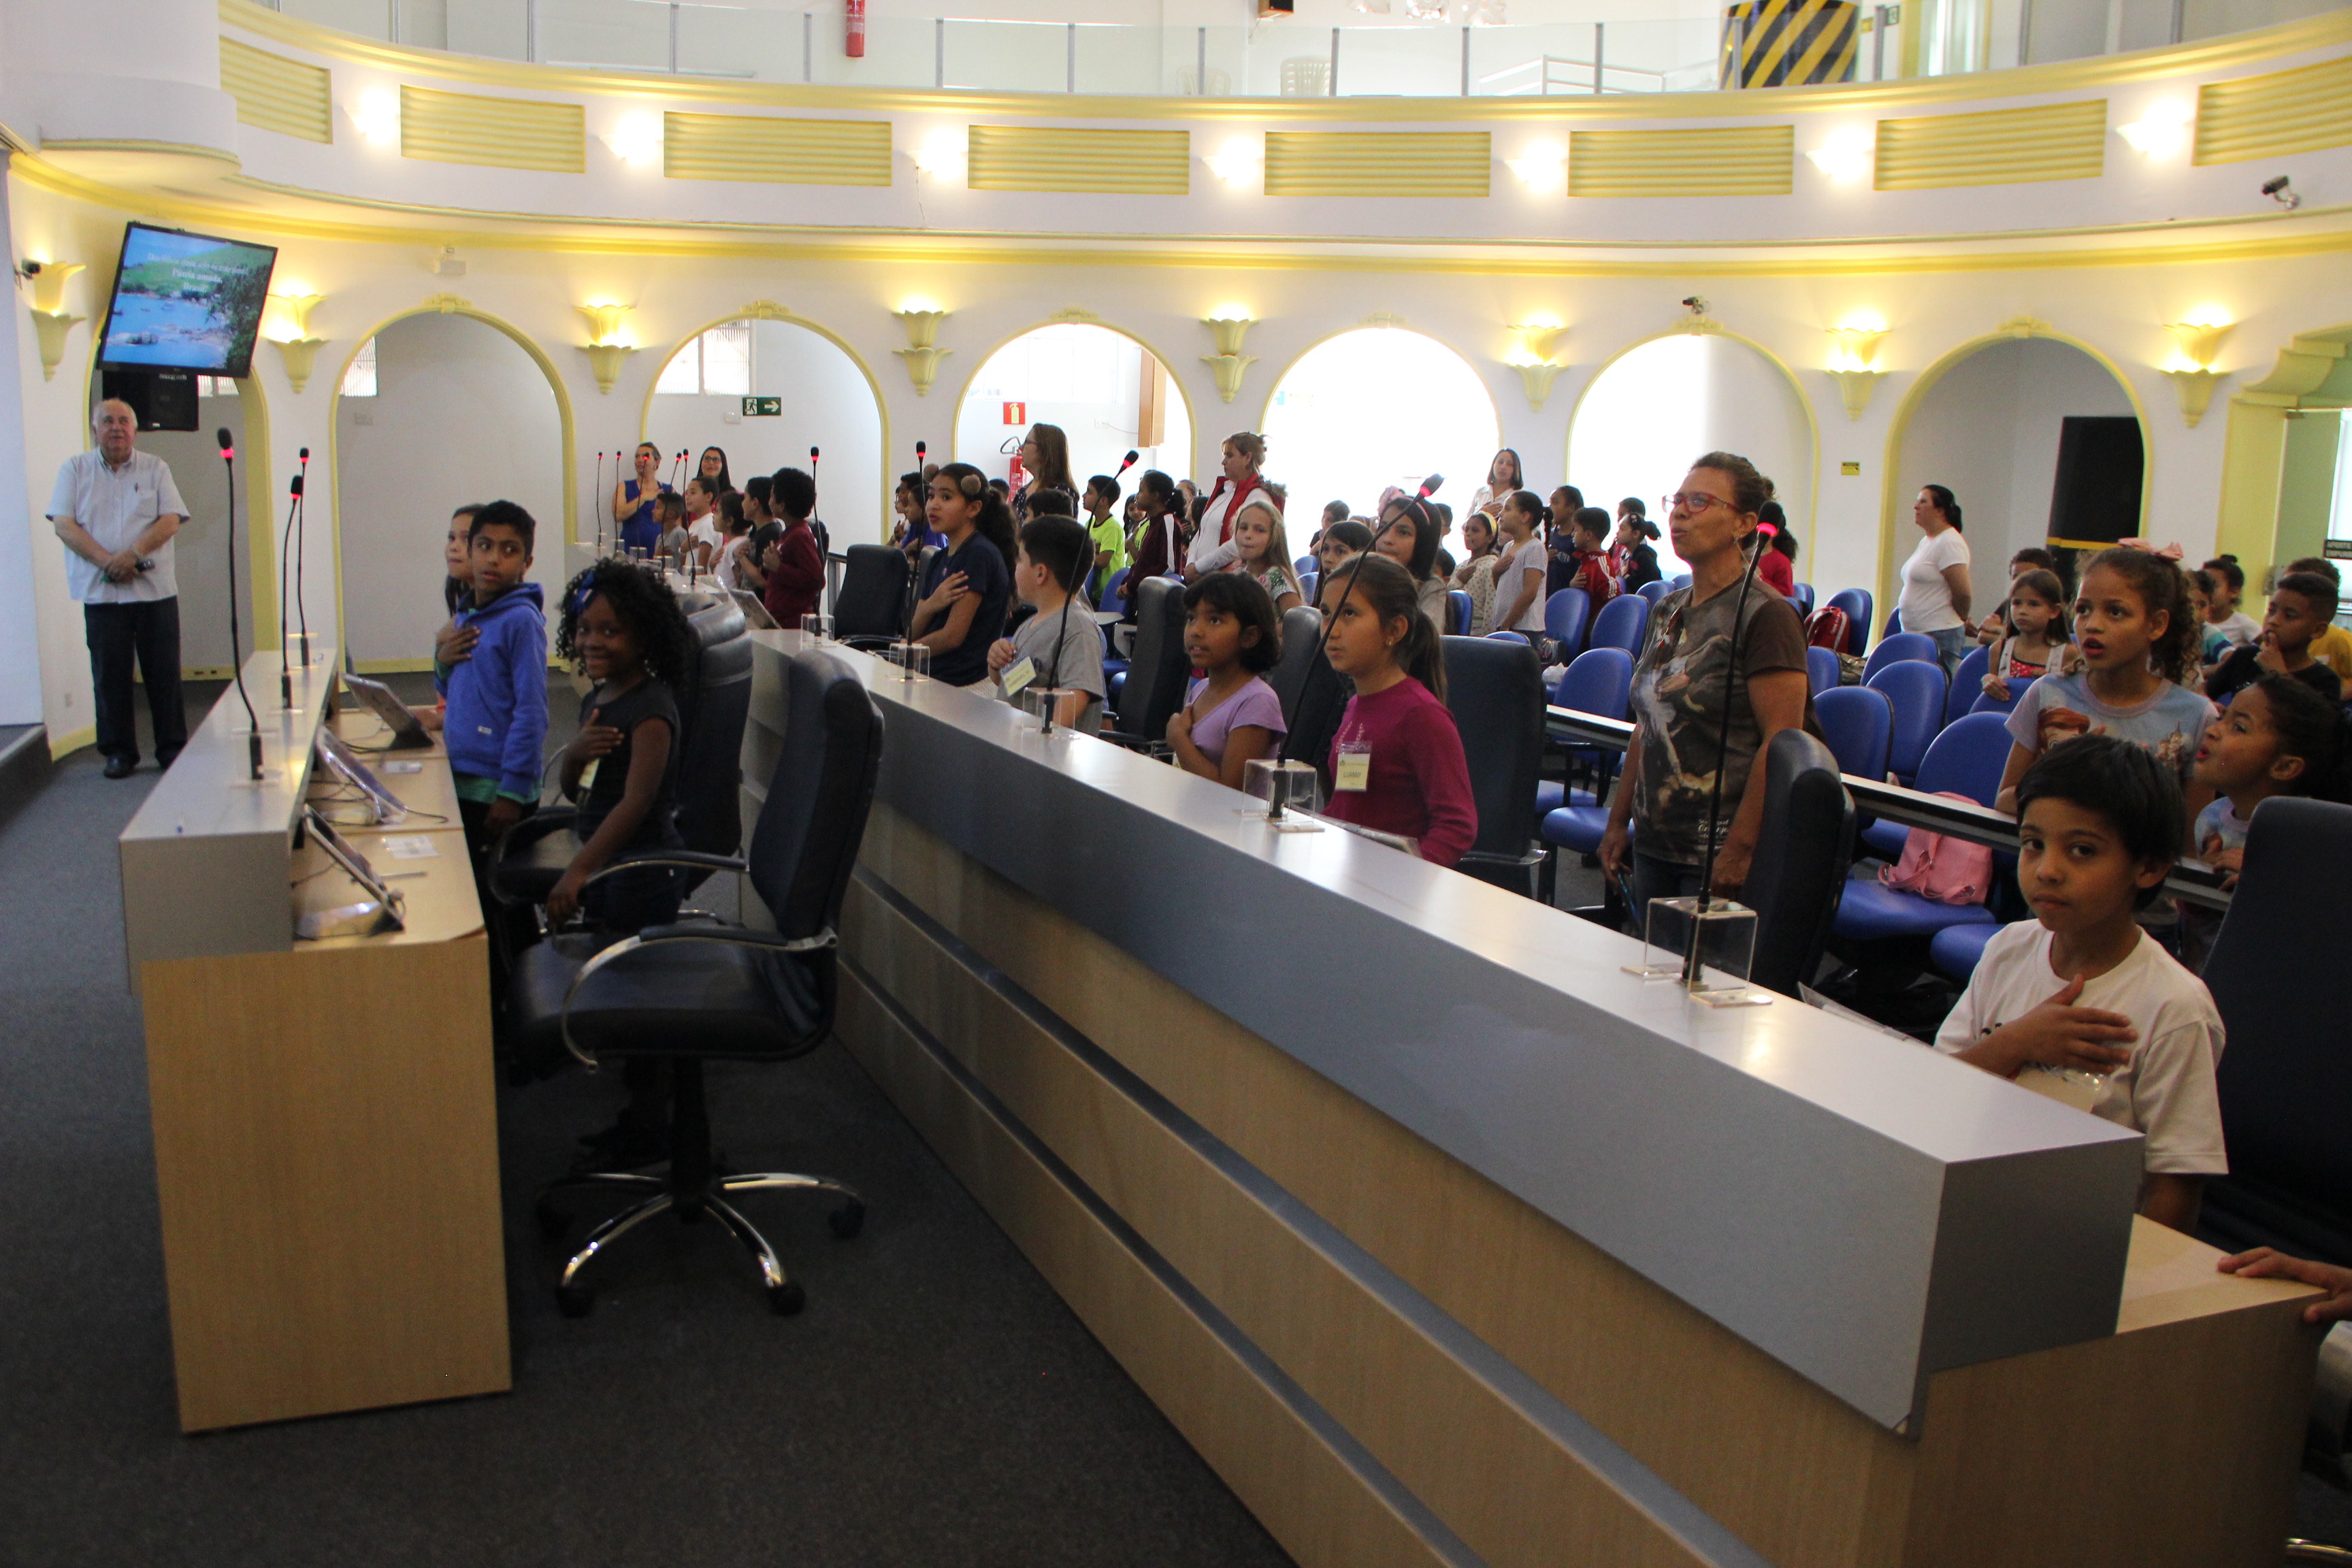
left=549, top=559, right=698, bottom=930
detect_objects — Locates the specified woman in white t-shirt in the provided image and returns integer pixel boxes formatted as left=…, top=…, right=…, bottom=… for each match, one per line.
left=1469, top=448, right=1523, bottom=520
left=1899, top=484, right=1973, bottom=674
left=1490, top=489, right=1550, bottom=642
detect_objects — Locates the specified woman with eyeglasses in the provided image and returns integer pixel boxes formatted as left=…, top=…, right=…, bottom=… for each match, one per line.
left=1600, top=454, right=1813, bottom=916
left=1011, top=423, right=1076, bottom=524
left=1900, top=484, right=1973, bottom=674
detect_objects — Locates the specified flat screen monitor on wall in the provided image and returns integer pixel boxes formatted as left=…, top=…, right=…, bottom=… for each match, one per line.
left=94, top=222, right=278, bottom=379
left=2048, top=415, right=2145, bottom=549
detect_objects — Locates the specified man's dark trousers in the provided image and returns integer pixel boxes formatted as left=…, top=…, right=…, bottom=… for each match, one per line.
left=84, top=598, right=187, bottom=766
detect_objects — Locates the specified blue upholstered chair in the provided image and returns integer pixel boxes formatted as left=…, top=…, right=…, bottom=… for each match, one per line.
left=1806, top=645, right=1841, bottom=696
left=1946, top=645, right=1990, bottom=728
left=1972, top=676, right=2035, bottom=717
left=1866, top=659, right=1948, bottom=789
left=1587, top=593, right=1650, bottom=659
left=1544, top=588, right=1590, bottom=659
left=1826, top=588, right=1874, bottom=655
left=1857, top=711, right=2015, bottom=862
left=1535, top=647, right=1633, bottom=816
left=1813, top=686, right=1893, bottom=784
left=1447, top=589, right=1472, bottom=636
left=1862, top=631, right=1939, bottom=684
left=1638, top=580, right=1673, bottom=608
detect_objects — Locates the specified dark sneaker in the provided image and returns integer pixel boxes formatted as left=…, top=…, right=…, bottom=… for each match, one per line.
left=103, top=755, right=136, bottom=779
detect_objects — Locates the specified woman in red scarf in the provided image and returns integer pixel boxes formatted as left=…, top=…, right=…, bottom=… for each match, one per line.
left=1186, top=432, right=1268, bottom=578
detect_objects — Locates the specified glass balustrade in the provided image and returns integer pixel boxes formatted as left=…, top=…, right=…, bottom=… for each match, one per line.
left=249, top=0, right=2348, bottom=95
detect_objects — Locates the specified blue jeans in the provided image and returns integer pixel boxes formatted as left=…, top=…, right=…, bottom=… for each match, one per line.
left=1927, top=625, right=1969, bottom=676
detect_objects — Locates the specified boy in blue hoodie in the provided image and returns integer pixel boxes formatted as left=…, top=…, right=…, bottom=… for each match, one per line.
left=438, top=500, right=548, bottom=860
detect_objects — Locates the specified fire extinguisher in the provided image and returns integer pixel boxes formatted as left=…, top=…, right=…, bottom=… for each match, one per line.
left=846, top=0, right=866, bottom=58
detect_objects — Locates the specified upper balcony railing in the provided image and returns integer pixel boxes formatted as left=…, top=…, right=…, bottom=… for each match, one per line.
left=252, top=0, right=2343, bottom=99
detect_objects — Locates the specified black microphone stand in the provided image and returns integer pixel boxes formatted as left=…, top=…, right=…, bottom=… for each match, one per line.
left=276, top=477, right=299, bottom=709
left=291, top=450, right=311, bottom=664
left=1681, top=523, right=1767, bottom=987
left=218, top=434, right=262, bottom=781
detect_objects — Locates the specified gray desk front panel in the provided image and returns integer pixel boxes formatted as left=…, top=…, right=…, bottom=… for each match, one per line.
left=760, top=634, right=2144, bottom=1428
left=119, top=649, right=342, bottom=983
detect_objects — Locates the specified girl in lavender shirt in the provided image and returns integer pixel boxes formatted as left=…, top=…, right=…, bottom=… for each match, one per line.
left=1167, top=574, right=1288, bottom=789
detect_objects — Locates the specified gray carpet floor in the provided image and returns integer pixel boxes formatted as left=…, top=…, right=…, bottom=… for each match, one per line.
left=8, top=675, right=2348, bottom=1561
left=0, top=677, right=1292, bottom=1568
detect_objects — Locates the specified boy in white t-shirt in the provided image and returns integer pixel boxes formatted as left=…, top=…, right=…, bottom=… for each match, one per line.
left=1935, top=734, right=2225, bottom=1233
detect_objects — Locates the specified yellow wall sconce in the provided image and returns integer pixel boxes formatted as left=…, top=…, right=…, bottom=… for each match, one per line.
left=1824, top=327, right=1886, bottom=419
left=265, top=293, right=329, bottom=393
left=576, top=302, right=638, bottom=395
left=894, top=308, right=952, bottom=395
left=1505, top=323, right=1568, bottom=409
left=1201, top=316, right=1257, bottom=404
left=2161, top=318, right=2232, bottom=428
left=22, top=259, right=85, bottom=381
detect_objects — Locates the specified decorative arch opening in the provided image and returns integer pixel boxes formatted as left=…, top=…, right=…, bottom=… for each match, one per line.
left=1566, top=329, right=1816, bottom=581
left=1882, top=329, right=2149, bottom=611
left=2215, top=323, right=2352, bottom=604
left=1260, top=325, right=1499, bottom=522
left=953, top=322, right=1194, bottom=496
left=330, top=304, right=571, bottom=670
left=644, top=311, right=888, bottom=548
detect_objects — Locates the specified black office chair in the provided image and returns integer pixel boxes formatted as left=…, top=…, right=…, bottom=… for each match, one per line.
left=1439, top=634, right=1546, bottom=894
left=1740, top=728, right=1855, bottom=999
left=1098, top=575, right=1190, bottom=754
left=508, top=647, right=885, bottom=1318
left=492, top=593, right=751, bottom=914
left=2200, top=798, right=2352, bottom=1267
left=1273, top=608, right=1349, bottom=775
left=834, top=543, right=910, bottom=648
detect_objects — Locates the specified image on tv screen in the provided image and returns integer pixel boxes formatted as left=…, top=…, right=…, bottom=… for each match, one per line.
left=95, top=223, right=279, bottom=378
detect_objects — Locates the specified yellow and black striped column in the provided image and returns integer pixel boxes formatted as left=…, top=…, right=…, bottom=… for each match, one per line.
left=1720, top=0, right=1859, bottom=87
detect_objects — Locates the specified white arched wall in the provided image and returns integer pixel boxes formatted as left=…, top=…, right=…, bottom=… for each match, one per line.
left=1891, top=338, right=2138, bottom=595
left=951, top=321, right=1196, bottom=497
left=641, top=312, right=888, bottom=549
left=333, top=311, right=565, bottom=670
left=1565, top=330, right=1817, bottom=580
left=1258, top=326, right=1501, bottom=523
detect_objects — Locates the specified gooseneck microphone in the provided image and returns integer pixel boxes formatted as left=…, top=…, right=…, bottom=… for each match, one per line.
left=1416, top=472, right=1446, bottom=500
left=1115, top=449, right=1139, bottom=477
left=217, top=428, right=261, bottom=780
left=293, top=446, right=312, bottom=663
left=277, top=469, right=299, bottom=708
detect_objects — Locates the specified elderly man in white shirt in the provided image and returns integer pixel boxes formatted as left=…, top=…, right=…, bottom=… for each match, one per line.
left=48, top=399, right=191, bottom=778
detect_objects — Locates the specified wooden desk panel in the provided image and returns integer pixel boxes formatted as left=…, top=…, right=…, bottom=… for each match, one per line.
left=142, top=930, right=506, bottom=1432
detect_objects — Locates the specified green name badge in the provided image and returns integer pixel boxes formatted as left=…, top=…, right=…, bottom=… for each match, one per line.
left=742, top=396, right=783, bottom=416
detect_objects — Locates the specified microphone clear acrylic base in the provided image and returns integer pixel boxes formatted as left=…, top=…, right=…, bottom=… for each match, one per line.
left=1624, top=895, right=1771, bottom=1007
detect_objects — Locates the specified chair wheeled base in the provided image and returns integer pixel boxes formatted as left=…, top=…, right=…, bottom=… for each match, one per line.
left=535, top=1057, right=864, bottom=1318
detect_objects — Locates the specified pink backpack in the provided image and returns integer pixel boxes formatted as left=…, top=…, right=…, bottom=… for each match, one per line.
left=1878, top=791, right=1995, bottom=906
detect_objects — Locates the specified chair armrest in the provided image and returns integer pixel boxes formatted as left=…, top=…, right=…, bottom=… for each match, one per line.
left=1458, top=844, right=1548, bottom=870
left=559, top=924, right=838, bottom=1068
left=493, top=807, right=575, bottom=860
left=577, top=851, right=749, bottom=891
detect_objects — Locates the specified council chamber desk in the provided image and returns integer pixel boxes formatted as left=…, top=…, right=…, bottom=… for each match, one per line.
left=745, top=630, right=2323, bottom=1568
left=118, top=650, right=508, bottom=1433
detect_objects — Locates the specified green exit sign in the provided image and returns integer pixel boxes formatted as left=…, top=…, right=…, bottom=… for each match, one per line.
left=742, top=396, right=782, bottom=416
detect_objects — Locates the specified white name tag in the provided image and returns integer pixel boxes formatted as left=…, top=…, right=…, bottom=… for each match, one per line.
left=1334, top=747, right=1371, bottom=793
left=1002, top=655, right=1036, bottom=697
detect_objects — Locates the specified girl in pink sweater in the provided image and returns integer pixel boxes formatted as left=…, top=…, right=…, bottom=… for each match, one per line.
left=1320, top=553, right=1478, bottom=867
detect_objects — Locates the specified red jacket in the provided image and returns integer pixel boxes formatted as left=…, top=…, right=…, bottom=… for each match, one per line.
left=764, top=521, right=825, bottom=626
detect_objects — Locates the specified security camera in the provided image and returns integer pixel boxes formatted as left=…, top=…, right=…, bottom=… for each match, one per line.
left=2261, top=175, right=2301, bottom=210
left=20, top=259, right=41, bottom=276
left=1681, top=295, right=1710, bottom=316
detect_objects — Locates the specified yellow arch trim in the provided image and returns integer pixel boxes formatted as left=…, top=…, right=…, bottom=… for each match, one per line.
left=946, top=317, right=1205, bottom=488
left=1875, top=324, right=2153, bottom=613
left=1253, top=321, right=1505, bottom=505
left=2212, top=321, right=2352, bottom=600
left=325, top=299, right=578, bottom=658
left=1560, top=323, right=1824, bottom=561
left=76, top=340, right=275, bottom=679
left=636, top=306, right=894, bottom=548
